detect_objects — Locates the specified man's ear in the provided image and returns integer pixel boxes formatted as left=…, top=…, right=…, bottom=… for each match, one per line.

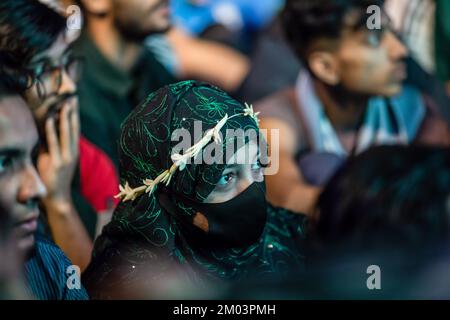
left=79, top=0, right=112, bottom=16
left=307, top=51, right=340, bottom=86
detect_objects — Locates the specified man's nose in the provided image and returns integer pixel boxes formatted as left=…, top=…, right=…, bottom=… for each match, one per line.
left=236, top=175, right=254, bottom=194
left=57, top=69, right=77, bottom=95
left=386, top=30, right=409, bottom=61
left=17, top=164, right=47, bottom=205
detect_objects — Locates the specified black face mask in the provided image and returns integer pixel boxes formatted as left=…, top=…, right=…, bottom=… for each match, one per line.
left=159, top=182, right=268, bottom=250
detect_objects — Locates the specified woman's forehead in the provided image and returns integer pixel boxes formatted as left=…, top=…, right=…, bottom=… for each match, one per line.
left=226, top=141, right=259, bottom=165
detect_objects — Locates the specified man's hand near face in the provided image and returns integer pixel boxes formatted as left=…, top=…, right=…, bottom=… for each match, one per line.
left=38, top=102, right=79, bottom=207
left=37, top=101, right=92, bottom=271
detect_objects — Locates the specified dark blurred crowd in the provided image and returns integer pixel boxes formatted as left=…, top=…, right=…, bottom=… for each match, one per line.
left=0, top=0, right=449, bottom=300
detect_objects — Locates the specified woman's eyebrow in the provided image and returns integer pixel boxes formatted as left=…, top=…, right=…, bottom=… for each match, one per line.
left=224, top=164, right=240, bottom=169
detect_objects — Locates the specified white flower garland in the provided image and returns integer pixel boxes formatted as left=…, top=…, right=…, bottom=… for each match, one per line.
left=115, top=103, right=260, bottom=202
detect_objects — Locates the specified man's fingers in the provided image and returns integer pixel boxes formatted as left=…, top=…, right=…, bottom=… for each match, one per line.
left=70, top=104, right=80, bottom=158
left=45, top=117, right=61, bottom=163
left=60, top=103, right=72, bottom=161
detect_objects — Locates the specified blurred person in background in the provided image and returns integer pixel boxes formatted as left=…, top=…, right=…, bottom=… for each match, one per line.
left=169, top=0, right=284, bottom=53
left=150, top=27, right=251, bottom=95
left=383, top=0, right=450, bottom=125
left=255, top=0, right=450, bottom=216
left=71, top=0, right=175, bottom=168
left=385, top=0, right=450, bottom=95
left=0, top=0, right=121, bottom=271
left=162, top=0, right=302, bottom=104
left=0, top=78, right=88, bottom=300
left=231, top=16, right=302, bottom=105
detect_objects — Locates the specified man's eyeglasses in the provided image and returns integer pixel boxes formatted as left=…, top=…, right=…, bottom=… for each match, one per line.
left=28, top=54, right=83, bottom=102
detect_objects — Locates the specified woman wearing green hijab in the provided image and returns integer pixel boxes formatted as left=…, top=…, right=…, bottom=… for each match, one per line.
left=83, top=81, right=306, bottom=299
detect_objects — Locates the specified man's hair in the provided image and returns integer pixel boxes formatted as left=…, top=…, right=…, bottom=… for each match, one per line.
left=0, top=0, right=66, bottom=91
left=0, top=70, right=21, bottom=99
left=281, top=0, right=384, bottom=63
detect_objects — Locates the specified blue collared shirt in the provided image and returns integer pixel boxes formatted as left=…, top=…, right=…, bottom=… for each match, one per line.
left=25, top=237, right=89, bottom=300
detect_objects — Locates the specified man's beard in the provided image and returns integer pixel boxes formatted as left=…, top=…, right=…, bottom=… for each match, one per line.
left=114, top=0, right=171, bottom=43
left=115, top=20, right=172, bottom=43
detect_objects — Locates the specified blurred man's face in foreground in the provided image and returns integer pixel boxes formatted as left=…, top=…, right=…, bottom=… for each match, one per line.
left=0, top=95, right=46, bottom=254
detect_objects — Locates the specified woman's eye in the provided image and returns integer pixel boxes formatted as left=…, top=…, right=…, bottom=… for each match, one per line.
left=217, top=172, right=235, bottom=186
left=0, top=156, right=14, bottom=173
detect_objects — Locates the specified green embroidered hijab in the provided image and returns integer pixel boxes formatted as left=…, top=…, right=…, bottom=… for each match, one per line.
left=84, top=81, right=305, bottom=298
